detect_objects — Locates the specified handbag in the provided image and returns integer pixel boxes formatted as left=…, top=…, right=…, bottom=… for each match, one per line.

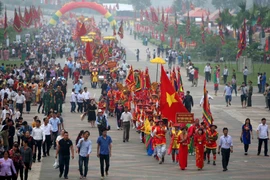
left=53, top=158, right=59, bottom=169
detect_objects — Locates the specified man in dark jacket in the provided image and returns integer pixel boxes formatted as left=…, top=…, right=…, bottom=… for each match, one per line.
left=183, top=91, right=194, bottom=112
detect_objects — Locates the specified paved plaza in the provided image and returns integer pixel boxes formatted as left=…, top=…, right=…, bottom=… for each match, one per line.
left=22, top=27, right=270, bottom=180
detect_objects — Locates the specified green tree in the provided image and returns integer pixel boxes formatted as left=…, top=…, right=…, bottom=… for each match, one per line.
left=129, top=0, right=151, bottom=11
left=192, top=0, right=207, bottom=7
left=212, top=0, right=244, bottom=10
left=0, top=1, right=3, bottom=15
left=172, top=0, right=183, bottom=13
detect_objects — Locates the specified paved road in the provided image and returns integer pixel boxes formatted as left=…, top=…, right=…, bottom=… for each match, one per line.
left=20, top=25, right=270, bottom=180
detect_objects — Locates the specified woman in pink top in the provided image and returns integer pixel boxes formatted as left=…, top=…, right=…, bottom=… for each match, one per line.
left=0, top=151, right=16, bottom=179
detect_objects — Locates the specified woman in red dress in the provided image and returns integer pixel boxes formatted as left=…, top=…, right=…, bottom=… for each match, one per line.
left=178, top=125, right=189, bottom=170
left=194, top=128, right=206, bottom=170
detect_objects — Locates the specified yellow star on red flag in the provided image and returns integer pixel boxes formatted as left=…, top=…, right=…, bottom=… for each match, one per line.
left=166, top=92, right=178, bottom=107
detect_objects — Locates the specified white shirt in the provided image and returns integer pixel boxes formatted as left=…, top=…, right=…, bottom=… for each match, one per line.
left=14, top=111, right=21, bottom=120
left=257, top=75, right=261, bottom=85
left=70, top=92, right=77, bottom=102
left=41, top=123, right=52, bottom=135
left=1, top=109, right=13, bottom=120
left=120, top=112, right=133, bottom=122
left=204, top=65, right=211, bottom=72
left=7, top=78, right=14, bottom=86
left=189, top=68, right=194, bottom=75
left=32, top=127, right=44, bottom=141
left=77, top=93, right=84, bottom=103
left=82, top=91, right=90, bottom=100
left=224, top=85, right=232, bottom=96
left=200, top=95, right=213, bottom=105
left=56, top=135, right=63, bottom=145
left=257, top=123, right=268, bottom=139
left=223, top=68, right=228, bottom=75
left=219, top=135, right=233, bottom=149
left=14, top=94, right=25, bottom=104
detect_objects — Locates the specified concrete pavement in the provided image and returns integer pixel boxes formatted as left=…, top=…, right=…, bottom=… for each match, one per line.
left=22, top=26, right=270, bottom=180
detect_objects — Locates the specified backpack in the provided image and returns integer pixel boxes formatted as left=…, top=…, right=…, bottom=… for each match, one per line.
left=97, top=115, right=107, bottom=128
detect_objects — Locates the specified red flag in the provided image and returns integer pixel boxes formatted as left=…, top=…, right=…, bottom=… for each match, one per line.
left=18, top=7, right=25, bottom=27
left=145, top=10, right=150, bottom=21
left=237, top=19, right=246, bottom=59
left=85, top=42, right=93, bottom=62
left=140, top=10, right=144, bottom=21
left=145, top=67, right=151, bottom=89
left=174, top=12, right=178, bottom=32
left=202, top=80, right=214, bottom=127
left=125, top=65, right=135, bottom=88
left=13, top=9, right=22, bottom=33
left=160, top=65, right=188, bottom=123
left=24, top=7, right=32, bottom=27
left=117, top=20, right=124, bottom=39
left=186, top=11, right=190, bottom=36
left=161, top=7, right=164, bottom=23
left=77, top=23, right=87, bottom=37
left=265, top=38, right=269, bottom=52
left=164, top=13, right=168, bottom=32
left=161, top=33, right=165, bottom=42
left=201, top=14, right=205, bottom=44
left=4, top=7, right=8, bottom=38
left=177, top=66, right=184, bottom=98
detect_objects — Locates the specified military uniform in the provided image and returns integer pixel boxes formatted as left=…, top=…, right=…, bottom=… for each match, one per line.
left=54, top=90, right=64, bottom=113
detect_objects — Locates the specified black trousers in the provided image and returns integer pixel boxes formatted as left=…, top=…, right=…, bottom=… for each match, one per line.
left=84, top=99, right=90, bottom=112
left=99, top=154, right=110, bottom=177
left=244, top=144, right=249, bottom=152
left=20, top=162, right=30, bottom=180
left=221, top=148, right=230, bottom=170
left=258, top=138, right=268, bottom=155
left=59, top=155, right=70, bottom=178
left=43, top=135, right=51, bottom=155
left=38, top=98, right=44, bottom=113
left=8, top=137, right=14, bottom=150
left=33, top=140, right=42, bottom=161
left=244, top=75, right=247, bottom=85
left=98, top=126, right=103, bottom=136
left=223, top=75, right=228, bottom=84
left=185, top=105, right=191, bottom=113
left=205, top=72, right=210, bottom=82
left=77, top=102, right=83, bottom=113
left=26, top=101, right=31, bottom=112
left=0, top=176, right=12, bottom=180
left=247, top=94, right=252, bottom=107
left=52, top=131, right=58, bottom=148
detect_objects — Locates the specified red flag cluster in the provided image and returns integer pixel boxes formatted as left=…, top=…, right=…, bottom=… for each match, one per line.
left=237, top=19, right=246, bottom=59
left=12, top=6, right=43, bottom=33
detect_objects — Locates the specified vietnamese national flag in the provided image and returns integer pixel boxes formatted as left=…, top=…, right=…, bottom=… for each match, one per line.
left=85, top=42, right=93, bottom=62
left=77, top=23, right=87, bottom=37
left=160, top=65, right=188, bottom=123
left=13, top=8, right=22, bottom=33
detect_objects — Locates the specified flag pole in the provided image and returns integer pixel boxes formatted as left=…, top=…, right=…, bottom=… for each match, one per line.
left=156, top=63, right=158, bottom=82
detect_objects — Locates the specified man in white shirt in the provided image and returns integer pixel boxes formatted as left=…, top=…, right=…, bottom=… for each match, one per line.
left=14, top=90, right=26, bottom=114
left=32, top=120, right=44, bottom=162
left=0, top=105, right=13, bottom=123
left=223, top=82, right=232, bottom=107
left=218, top=127, right=233, bottom=171
left=82, top=87, right=90, bottom=112
left=223, top=66, right=229, bottom=84
left=204, top=63, right=211, bottom=82
left=7, top=75, right=14, bottom=87
left=70, top=88, right=77, bottom=113
left=257, top=73, right=262, bottom=93
left=120, top=107, right=133, bottom=142
left=257, top=118, right=269, bottom=156
left=200, top=91, right=213, bottom=106
left=41, top=117, right=52, bottom=157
